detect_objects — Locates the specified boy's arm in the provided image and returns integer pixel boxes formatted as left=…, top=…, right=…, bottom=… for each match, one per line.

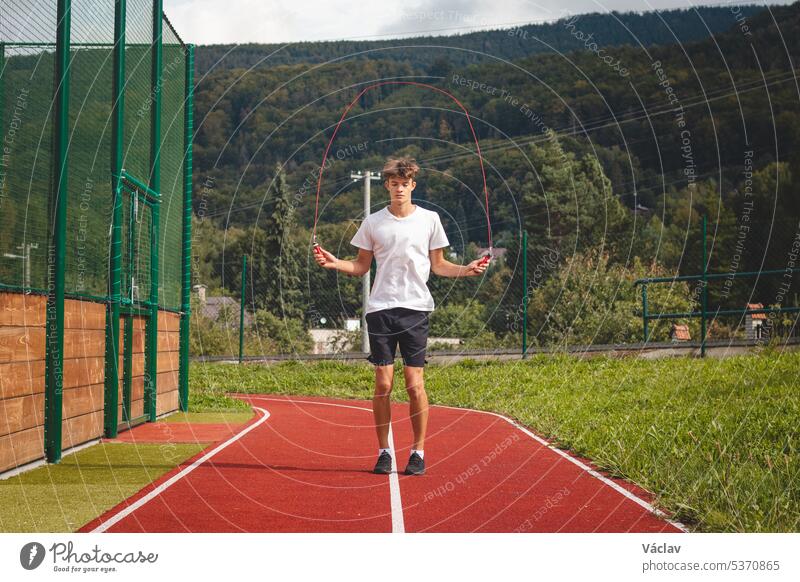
left=429, top=248, right=487, bottom=277
left=314, top=246, right=373, bottom=276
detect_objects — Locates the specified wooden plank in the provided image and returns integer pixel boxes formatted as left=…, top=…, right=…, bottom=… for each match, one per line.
left=62, top=383, right=104, bottom=420
left=0, top=393, right=44, bottom=436
left=158, top=311, right=181, bottom=332
left=157, top=350, right=179, bottom=373
left=157, top=370, right=178, bottom=393
left=124, top=324, right=145, bottom=355
left=130, top=399, right=143, bottom=419
left=63, top=329, right=105, bottom=359
left=131, top=376, right=145, bottom=401
left=62, top=356, right=105, bottom=390
left=157, top=331, right=180, bottom=352
left=132, top=327, right=145, bottom=354
left=0, top=425, right=44, bottom=473
left=61, top=410, right=103, bottom=449
left=0, top=293, right=46, bottom=327
left=119, top=317, right=146, bottom=332
left=118, top=318, right=146, bottom=353
left=117, top=316, right=146, bottom=333
left=0, top=360, right=45, bottom=400
left=156, top=389, right=179, bottom=416
left=131, top=353, right=145, bottom=377
left=0, top=327, right=45, bottom=363
left=64, top=299, right=106, bottom=330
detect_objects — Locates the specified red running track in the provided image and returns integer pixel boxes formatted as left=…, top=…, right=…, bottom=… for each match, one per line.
left=80, top=395, right=686, bottom=533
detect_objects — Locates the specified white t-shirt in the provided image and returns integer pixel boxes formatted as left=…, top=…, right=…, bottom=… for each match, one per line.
left=350, top=205, right=450, bottom=314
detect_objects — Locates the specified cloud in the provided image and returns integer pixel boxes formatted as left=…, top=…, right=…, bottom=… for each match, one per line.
left=163, top=0, right=782, bottom=45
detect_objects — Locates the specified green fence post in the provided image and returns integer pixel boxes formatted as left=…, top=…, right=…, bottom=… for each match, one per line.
left=701, top=214, right=708, bottom=358
left=0, top=43, right=5, bottom=143
left=522, top=230, right=528, bottom=359
left=45, top=0, right=72, bottom=463
left=146, top=0, right=163, bottom=422
left=642, top=284, right=649, bottom=343
left=178, top=43, right=194, bottom=412
left=104, top=0, right=126, bottom=439
left=123, top=192, right=134, bottom=425
left=239, top=254, right=246, bottom=363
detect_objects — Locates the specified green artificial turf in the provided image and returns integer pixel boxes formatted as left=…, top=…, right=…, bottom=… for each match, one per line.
left=0, top=442, right=204, bottom=532
left=158, top=411, right=255, bottom=424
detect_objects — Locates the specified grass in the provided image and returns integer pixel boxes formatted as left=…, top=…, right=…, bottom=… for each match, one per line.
left=158, top=411, right=255, bottom=424
left=0, top=398, right=253, bottom=532
left=189, top=347, right=800, bottom=532
left=0, top=442, right=204, bottom=532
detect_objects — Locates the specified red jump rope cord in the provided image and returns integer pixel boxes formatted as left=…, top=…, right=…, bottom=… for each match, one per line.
left=312, top=81, right=492, bottom=260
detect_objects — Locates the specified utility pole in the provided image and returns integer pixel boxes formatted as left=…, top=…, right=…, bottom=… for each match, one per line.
left=350, top=170, right=381, bottom=353
left=4, top=242, right=39, bottom=288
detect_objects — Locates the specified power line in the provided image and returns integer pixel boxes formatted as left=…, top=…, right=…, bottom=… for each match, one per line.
left=202, top=65, right=798, bottom=222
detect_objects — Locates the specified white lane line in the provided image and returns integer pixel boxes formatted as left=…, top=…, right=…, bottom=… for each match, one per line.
left=91, top=407, right=271, bottom=533
left=435, top=404, right=689, bottom=532
left=387, top=423, right=405, bottom=533
left=254, top=397, right=406, bottom=533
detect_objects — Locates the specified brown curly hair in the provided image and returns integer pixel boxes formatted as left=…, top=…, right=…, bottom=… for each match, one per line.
left=382, top=157, right=420, bottom=181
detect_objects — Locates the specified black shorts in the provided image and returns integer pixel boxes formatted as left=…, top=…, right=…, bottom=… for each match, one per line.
left=365, top=307, right=430, bottom=367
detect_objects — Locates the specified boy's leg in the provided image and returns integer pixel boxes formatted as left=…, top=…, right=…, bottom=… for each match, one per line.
left=404, top=365, right=428, bottom=450
left=365, top=310, right=398, bottom=451
left=396, top=309, right=430, bottom=451
left=373, top=364, right=394, bottom=449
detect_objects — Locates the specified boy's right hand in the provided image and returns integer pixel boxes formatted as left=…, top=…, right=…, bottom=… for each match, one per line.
left=313, top=244, right=339, bottom=270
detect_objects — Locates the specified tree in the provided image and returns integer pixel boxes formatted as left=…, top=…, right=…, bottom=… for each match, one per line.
left=525, top=249, right=695, bottom=346
left=236, top=164, right=304, bottom=319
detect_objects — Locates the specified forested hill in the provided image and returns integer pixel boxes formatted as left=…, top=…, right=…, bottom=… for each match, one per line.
left=195, top=5, right=766, bottom=74
left=190, top=3, right=800, bottom=335
left=193, top=1, right=800, bottom=221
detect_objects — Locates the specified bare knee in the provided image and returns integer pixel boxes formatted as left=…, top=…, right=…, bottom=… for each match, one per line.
left=404, top=370, right=426, bottom=400
left=374, top=382, right=393, bottom=399
left=374, top=366, right=394, bottom=399
left=406, top=385, right=426, bottom=401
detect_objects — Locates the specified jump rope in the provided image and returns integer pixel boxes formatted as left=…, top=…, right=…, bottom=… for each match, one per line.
left=312, top=80, right=493, bottom=269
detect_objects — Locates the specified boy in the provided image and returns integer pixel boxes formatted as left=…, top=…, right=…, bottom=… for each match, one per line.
left=313, top=157, right=488, bottom=476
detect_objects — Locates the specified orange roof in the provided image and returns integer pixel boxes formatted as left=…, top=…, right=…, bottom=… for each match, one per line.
left=670, top=324, right=691, bottom=341
left=746, top=303, right=767, bottom=320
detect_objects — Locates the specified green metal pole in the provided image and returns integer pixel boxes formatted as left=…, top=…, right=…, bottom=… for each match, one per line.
left=45, top=0, right=71, bottom=463
left=642, top=284, right=649, bottom=342
left=104, top=0, right=126, bottom=439
left=0, top=43, right=5, bottom=147
left=522, top=230, right=528, bottom=359
left=146, top=0, right=163, bottom=422
left=701, top=214, right=707, bottom=358
left=123, top=194, right=135, bottom=425
left=0, top=42, right=5, bottom=216
left=178, top=43, right=194, bottom=412
left=239, top=254, right=246, bottom=364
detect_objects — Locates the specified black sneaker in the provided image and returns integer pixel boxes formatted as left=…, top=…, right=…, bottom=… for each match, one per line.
left=373, top=451, right=392, bottom=474
left=404, top=452, right=425, bottom=476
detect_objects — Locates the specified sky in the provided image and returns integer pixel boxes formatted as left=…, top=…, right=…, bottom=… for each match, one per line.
left=163, top=0, right=792, bottom=45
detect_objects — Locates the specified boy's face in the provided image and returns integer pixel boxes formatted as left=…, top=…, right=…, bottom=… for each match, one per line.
left=385, top=175, right=416, bottom=204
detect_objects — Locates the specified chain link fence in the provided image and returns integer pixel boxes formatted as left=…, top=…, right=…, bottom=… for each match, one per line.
left=0, top=0, right=192, bottom=465
left=191, top=202, right=800, bottom=361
